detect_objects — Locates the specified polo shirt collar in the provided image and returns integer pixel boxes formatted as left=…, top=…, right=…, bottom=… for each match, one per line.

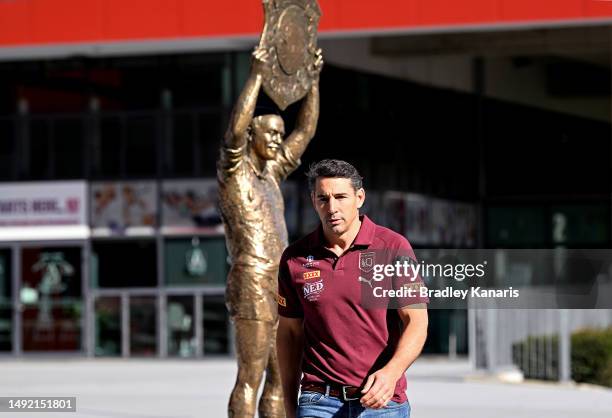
left=353, top=215, right=376, bottom=247
left=309, top=214, right=376, bottom=249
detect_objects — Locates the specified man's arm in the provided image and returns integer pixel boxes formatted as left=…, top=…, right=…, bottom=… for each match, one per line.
left=277, top=316, right=304, bottom=418
left=283, top=50, right=323, bottom=160
left=223, top=47, right=268, bottom=149
left=360, top=305, right=428, bottom=409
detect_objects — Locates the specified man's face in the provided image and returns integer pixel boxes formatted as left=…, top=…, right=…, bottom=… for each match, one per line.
left=251, top=115, right=285, bottom=160
left=312, top=177, right=365, bottom=236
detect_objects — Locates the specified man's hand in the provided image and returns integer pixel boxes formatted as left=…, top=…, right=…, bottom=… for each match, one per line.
left=359, top=367, right=402, bottom=409
left=251, top=46, right=270, bottom=78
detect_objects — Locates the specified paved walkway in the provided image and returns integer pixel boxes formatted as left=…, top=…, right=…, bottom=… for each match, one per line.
left=0, top=357, right=611, bottom=418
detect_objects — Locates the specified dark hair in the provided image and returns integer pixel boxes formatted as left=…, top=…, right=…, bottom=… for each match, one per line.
left=306, top=159, right=363, bottom=192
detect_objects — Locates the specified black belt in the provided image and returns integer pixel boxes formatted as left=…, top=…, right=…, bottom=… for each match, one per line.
left=301, top=382, right=362, bottom=401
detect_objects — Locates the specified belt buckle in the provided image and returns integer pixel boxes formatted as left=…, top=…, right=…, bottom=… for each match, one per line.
left=342, top=385, right=359, bottom=401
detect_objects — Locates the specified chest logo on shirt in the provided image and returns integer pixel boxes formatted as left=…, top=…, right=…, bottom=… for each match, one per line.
left=303, top=255, right=319, bottom=268
left=359, top=251, right=376, bottom=273
left=303, top=270, right=321, bottom=280
left=303, top=280, right=324, bottom=301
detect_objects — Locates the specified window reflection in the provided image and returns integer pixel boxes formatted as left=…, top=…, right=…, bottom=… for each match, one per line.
left=167, top=296, right=195, bottom=357
left=130, top=296, right=157, bottom=356
left=95, top=296, right=121, bottom=357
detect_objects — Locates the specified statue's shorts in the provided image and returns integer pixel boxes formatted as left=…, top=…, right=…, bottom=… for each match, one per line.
left=225, top=263, right=279, bottom=323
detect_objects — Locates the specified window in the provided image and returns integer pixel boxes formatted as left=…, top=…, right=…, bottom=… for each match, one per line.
left=130, top=296, right=157, bottom=356
left=25, top=116, right=85, bottom=180
left=91, top=240, right=157, bottom=288
left=98, top=115, right=122, bottom=177
left=54, top=117, right=85, bottom=179
left=164, top=237, right=227, bottom=286
left=0, top=118, right=15, bottom=180
left=94, top=296, right=121, bottom=356
left=167, top=296, right=195, bottom=357
left=125, top=114, right=157, bottom=177
left=203, top=295, right=229, bottom=355
left=165, top=110, right=222, bottom=177
left=20, top=247, right=82, bottom=352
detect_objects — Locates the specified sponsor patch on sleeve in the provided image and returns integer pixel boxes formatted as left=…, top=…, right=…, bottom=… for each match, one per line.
left=277, top=294, right=287, bottom=307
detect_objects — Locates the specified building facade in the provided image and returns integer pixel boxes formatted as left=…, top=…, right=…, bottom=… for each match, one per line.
left=1, top=1, right=611, bottom=358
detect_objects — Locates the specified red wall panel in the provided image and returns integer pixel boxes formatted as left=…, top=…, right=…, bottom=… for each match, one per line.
left=327, top=0, right=418, bottom=30
left=500, top=0, right=585, bottom=21
left=418, top=0, right=499, bottom=26
left=0, top=0, right=31, bottom=44
left=29, top=0, right=103, bottom=43
left=584, top=0, right=612, bottom=17
left=0, top=0, right=611, bottom=49
left=103, top=1, right=181, bottom=41
left=181, top=0, right=262, bottom=37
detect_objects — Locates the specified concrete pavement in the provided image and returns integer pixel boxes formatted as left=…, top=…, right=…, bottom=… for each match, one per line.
left=0, top=357, right=610, bottom=418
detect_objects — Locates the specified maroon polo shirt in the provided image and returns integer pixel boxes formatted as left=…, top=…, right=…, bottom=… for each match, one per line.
left=278, top=215, right=428, bottom=403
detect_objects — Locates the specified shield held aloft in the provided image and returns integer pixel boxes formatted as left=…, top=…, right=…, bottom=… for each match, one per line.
left=258, top=0, right=321, bottom=110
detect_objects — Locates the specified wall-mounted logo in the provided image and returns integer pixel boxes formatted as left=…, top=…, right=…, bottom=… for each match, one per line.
left=185, top=237, right=207, bottom=277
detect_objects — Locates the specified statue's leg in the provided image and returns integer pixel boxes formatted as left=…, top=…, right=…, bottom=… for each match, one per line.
left=228, top=318, right=274, bottom=418
left=258, top=320, right=285, bottom=418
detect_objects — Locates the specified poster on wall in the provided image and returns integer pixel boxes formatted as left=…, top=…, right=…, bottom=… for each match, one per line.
left=0, top=181, right=88, bottom=241
left=0, top=181, right=87, bottom=227
left=161, top=179, right=223, bottom=235
left=91, top=181, right=157, bottom=235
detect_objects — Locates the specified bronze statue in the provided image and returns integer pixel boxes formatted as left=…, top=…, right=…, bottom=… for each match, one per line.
left=217, top=2, right=322, bottom=417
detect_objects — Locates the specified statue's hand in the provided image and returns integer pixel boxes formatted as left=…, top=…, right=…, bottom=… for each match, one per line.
left=309, top=48, right=324, bottom=80
left=251, top=46, right=270, bottom=78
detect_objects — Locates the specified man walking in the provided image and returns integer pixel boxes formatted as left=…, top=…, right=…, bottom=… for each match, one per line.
left=277, top=159, right=428, bottom=418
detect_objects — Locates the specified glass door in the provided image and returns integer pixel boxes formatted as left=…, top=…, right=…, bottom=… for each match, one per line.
left=19, top=245, right=83, bottom=352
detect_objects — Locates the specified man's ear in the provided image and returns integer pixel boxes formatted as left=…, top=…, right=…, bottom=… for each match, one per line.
left=356, top=188, right=366, bottom=209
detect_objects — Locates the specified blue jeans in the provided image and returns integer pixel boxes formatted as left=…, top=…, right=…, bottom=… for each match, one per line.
left=297, top=391, right=410, bottom=418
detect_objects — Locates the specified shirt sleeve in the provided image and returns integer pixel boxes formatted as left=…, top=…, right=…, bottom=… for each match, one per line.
left=277, top=253, right=304, bottom=318
left=391, top=238, right=430, bottom=308
left=218, top=143, right=246, bottom=180
left=268, top=143, right=300, bottom=183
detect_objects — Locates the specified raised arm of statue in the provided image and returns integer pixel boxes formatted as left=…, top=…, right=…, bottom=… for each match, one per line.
left=283, top=49, right=323, bottom=160
left=224, top=47, right=269, bottom=149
